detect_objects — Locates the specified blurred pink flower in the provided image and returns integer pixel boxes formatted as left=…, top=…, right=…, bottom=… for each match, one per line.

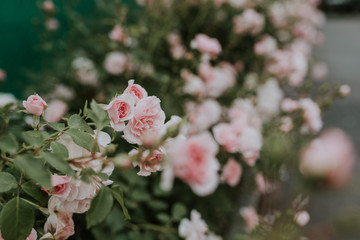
left=103, top=51, right=128, bottom=75
left=179, top=210, right=208, bottom=240
left=44, top=100, right=68, bottom=122
left=220, top=158, right=242, bottom=187
left=45, top=18, right=59, bottom=31
left=109, top=25, right=125, bottom=43
left=294, top=211, right=310, bottom=226
left=239, top=207, right=259, bottom=232
left=0, top=69, right=6, bottom=81
left=254, top=35, right=277, bottom=56
left=299, top=98, right=322, bottom=133
left=191, top=34, right=222, bottom=58
left=43, top=0, right=55, bottom=11
left=233, top=9, right=264, bottom=35
left=339, top=84, right=351, bottom=97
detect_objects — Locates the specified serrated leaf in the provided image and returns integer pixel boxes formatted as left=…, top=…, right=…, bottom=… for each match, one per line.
left=68, top=114, right=94, bottom=133
left=47, top=122, right=65, bottom=131
left=0, top=172, right=18, bottom=193
left=50, top=142, right=69, bottom=159
left=21, top=181, right=49, bottom=203
left=65, top=128, right=96, bottom=152
left=171, top=203, right=187, bottom=221
left=22, top=131, right=49, bottom=148
left=40, top=152, right=75, bottom=176
left=0, top=134, right=18, bottom=154
left=0, top=197, right=34, bottom=240
left=14, top=155, right=52, bottom=189
left=111, top=186, right=131, bottom=220
left=86, top=186, right=114, bottom=229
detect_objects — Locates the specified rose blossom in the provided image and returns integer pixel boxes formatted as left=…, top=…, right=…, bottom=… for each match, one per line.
left=168, top=132, right=220, bottom=196
left=103, top=51, right=127, bottom=75
left=23, top=94, right=47, bottom=116
left=123, top=79, right=148, bottom=104
left=43, top=0, right=55, bottom=11
left=45, top=18, right=59, bottom=31
left=42, top=175, right=72, bottom=198
left=130, top=148, right=165, bottom=176
left=213, top=123, right=238, bottom=153
left=190, top=34, right=222, bottom=58
left=71, top=57, right=98, bottom=86
left=0, top=69, right=6, bottom=81
left=239, top=207, right=259, bottom=232
left=300, top=129, right=355, bottom=188
left=109, top=25, right=125, bottom=43
left=44, top=100, right=68, bottom=122
left=299, top=98, right=322, bottom=133
left=294, top=211, right=310, bottom=226
left=42, top=211, right=75, bottom=240
left=256, top=78, right=283, bottom=122
left=124, top=96, right=166, bottom=145
left=179, top=210, right=208, bottom=240
left=233, top=9, right=265, bottom=35
left=220, top=158, right=242, bottom=187
left=339, top=84, right=351, bottom=97
left=281, top=98, right=299, bottom=112
left=280, top=116, right=294, bottom=133
left=0, top=228, right=37, bottom=240
left=311, top=62, right=328, bottom=81
left=254, top=35, right=277, bottom=56
left=237, top=127, right=263, bottom=166
left=186, top=100, right=222, bottom=133
left=106, top=93, right=135, bottom=131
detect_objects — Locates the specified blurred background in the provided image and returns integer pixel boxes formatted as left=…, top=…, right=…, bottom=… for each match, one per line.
left=0, top=0, right=360, bottom=239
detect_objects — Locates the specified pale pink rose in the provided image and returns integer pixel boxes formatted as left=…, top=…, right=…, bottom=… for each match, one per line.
left=71, top=57, right=98, bottom=86
left=339, top=84, right=351, bottom=97
left=169, top=132, right=220, bottom=196
left=269, top=2, right=288, bottom=28
left=45, top=18, right=59, bottom=30
left=53, top=84, right=74, bottom=100
left=124, top=96, right=166, bottom=145
left=239, top=207, right=259, bottom=232
left=281, top=98, right=299, bottom=112
left=294, top=211, right=310, bottom=226
left=43, top=211, right=75, bottom=240
left=182, top=70, right=206, bottom=97
left=167, top=33, right=186, bottom=59
left=43, top=0, right=55, bottom=11
left=256, top=78, right=283, bottom=122
left=0, top=69, right=6, bottom=81
left=103, top=51, right=127, bottom=75
left=280, top=116, right=294, bottom=133
left=23, top=94, right=47, bottom=116
left=300, top=129, right=355, bottom=188
left=44, top=100, right=68, bottom=122
left=288, top=51, right=308, bottom=87
left=109, top=25, right=125, bottom=43
left=220, top=158, right=242, bottom=187
left=123, top=79, right=148, bottom=104
left=130, top=148, right=164, bottom=176
left=0, top=228, right=37, bottom=240
left=106, top=93, right=135, bottom=131
left=254, top=35, right=277, bottom=56
left=237, top=127, right=262, bottom=166
left=190, top=34, right=222, bottom=58
left=229, top=99, right=262, bottom=131
left=266, top=50, right=292, bottom=78
left=179, top=210, right=208, bottom=240
left=255, top=173, right=266, bottom=194
left=299, top=98, right=322, bottom=133
left=213, top=123, right=238, bottom=153
left=233, top=9, right=265, bottom=35
left=42, top=175, right=72, bottom=198
left=186, top=100, right=222, bottom=133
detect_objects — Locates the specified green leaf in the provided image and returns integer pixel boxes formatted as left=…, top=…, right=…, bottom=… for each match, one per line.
left=147, top=200, right=168, bottom=211
left=88, top=100, right=110, bottom=130
left=0, top=172, right=18, bottom=193
left=22, top=130, right=49, bottom=148
left=40, top=152, right=75, bottom=176
left=21, top=181, right=49, bottom=203
left=14, top=155, right=52, bottom=189
left=0, top=197, right=34, bottom=240
left=47, top=122, right=65, bottom=131
left=86, top=186, right=114, bottom=229
left=111, top=186, right=131, bottom=220
left=0, top=134, right=18, bottom=154
left=50, top=142, right=69, bottom=159
left=171, top=203, right=187, bottom=221
left=68, top=114, right=94, bottom=133
left=66, top=128, right=96, bottom=152
left=156, top=213, right=170, bottom=223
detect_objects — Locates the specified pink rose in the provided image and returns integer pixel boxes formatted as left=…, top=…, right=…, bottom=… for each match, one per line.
left=254, top=35, right=277, bottom=56
left=339, top=84, right=351, bottom=97
left=233, top=9, right=265, bottom=35
left=45, top=18, right=59, bottom=31
left=281, top=98, right=299, bottom=112
left=109, top=25, right=125, bottom=43
left=294, top=211, right=310, bottom=226
left=123, top=79, right=148, bottom=104
left=299, top=98, right=322, bottom=133
left=106, top=93, right=135, bottom=131
left=42, top=175, right=72, bottom=198
left=239, top=207, right=259, bottom=232
left=186, top=100, right=222, bottom=133
left=0, top=69, right=6, bottom=81
left=237, top=127, right=263, bottom=166
left=44, top=100, right=68, bottom=122
left=220, top=158, right=242, bottom=187
left=311, top=62, right=328, bottom=81
left=124, top=96, right=165, bottom=145
left=23, top=94, right=47, bottom=116
left=0, top=229, right=37, bottom=240
left=179, top=210, right=208, bottom=240
left=43, top=0, right=55, bottom=11
left=213, top=123, right=238, bottom=153
left=130, top=148, right=164, bottom=176
left=43, top=211, right=75, bottom=240
left=103, top=51, right=127, bottom=75
left=300, top=129, right=355, bottom=188
left=280, top=116, right=294, bottom=133
left=190, top=34, right=222, bottom=58
left=169, top=132, right=220, bottom=196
